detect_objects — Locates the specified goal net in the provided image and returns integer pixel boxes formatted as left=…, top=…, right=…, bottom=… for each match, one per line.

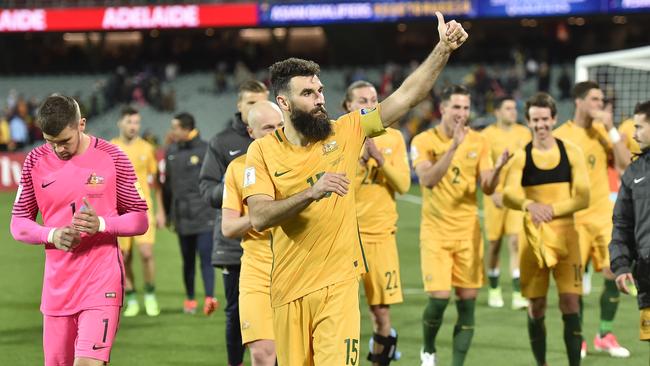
left=575, top=46, right=650, bottom=124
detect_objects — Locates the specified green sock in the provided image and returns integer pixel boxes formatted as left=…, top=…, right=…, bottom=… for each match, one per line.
left=452, top=299, right=476, bottom=366
left=126, top=289, right=137, bottom=303
left=488, top=275, right=499, bottom=289
left=527, top=316, right=546, bottom=366
left=144, top=283, right=155, bottom=294
left=422, top=298, right=449, bottom=353
left=600, top=279, right=620, bottom=336
left=512, top=277, right=521, bottom=292
left=563, top=313, right=582, bottom=366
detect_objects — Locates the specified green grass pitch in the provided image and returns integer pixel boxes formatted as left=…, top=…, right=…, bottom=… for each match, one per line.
left=1, top=189, right=647, bottom=365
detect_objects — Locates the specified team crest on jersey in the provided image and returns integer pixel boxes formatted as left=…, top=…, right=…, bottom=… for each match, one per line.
left=322, top=141, right=338, bottom=155
left=86, top=172, right=105, bottom=185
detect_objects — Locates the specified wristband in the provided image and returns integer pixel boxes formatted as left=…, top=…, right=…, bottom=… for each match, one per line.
left=609, top=128, right=621, bottom=144
left=98, top=216, right=106, bottom=232
left=47, top=228, right=56, bottom=244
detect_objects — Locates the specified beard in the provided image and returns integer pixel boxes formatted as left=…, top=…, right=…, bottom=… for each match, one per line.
left=291, top=104, right=332, bottom=142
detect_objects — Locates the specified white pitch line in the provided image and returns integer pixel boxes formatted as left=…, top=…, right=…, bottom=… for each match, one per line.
left=397, top=193, right=422, bottom=205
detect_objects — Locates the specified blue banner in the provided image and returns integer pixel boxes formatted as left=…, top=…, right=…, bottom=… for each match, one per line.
left=476, top=0, right=602, bottom=17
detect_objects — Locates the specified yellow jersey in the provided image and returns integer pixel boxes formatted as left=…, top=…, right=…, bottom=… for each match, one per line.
left=355, top=128, right=410, bottom=239
left=111, top=136, right=157, bottom=207
left=502, top=139, right=589, bottom=223
left=554, top=120, right=613, bottom=221
left=410, top=126, right=493, bottom=239
left=619, top=118, right=640, bottom=155
left=480, top=123, right=531, bottom=191
left=222, top=154, right=272, bottom=271
left=242, top=107, right=385, bottom=307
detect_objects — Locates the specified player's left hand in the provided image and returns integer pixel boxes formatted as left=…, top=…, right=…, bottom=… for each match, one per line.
left=591, top=103, right=614, bottom=130
left=491, top=192, right=504, bottom=209
left=615, top=272, right=636, bottom=295
left=436, top=12, right=468, bottom=52
left=72, top=197, right=100, bottom=235
left=495, top=149, right=513, bottom=170
left=365, top=139, right=385, bottom=167
left=526, top=202, right=553, bottom=226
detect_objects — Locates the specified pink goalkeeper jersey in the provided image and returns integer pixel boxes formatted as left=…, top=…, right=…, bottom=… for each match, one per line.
left=11, top=136, right=148, bottom=316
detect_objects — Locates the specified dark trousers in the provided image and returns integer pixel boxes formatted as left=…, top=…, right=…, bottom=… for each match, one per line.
left=223, top=265, right=245, bottom=365
left=178, top=232, right=215, bottom=299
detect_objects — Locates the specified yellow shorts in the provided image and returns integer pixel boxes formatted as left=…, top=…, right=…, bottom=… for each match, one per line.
left=361, top=234, right=403, bottom=306
left=118, top=211, right=155, bottom=251
left=239, top=252, right=274, bottom=344
left=420, top=222, right=484, bottom=292
left=640, top=308, right=650, bottom=341
left=576, top=220, right=612, bottom=272
left=520, top=221, right=582, bottom=298
left=484, top=194, right=523, bottom=242
left=273, top=277, right=360, bottom=366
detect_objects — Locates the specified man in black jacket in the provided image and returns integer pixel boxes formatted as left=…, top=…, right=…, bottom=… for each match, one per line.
left=199, top=80, right=269, bottom=366
left=611, top=100, right=650, bottom=343
left=164, top=112, right=218, bottom=315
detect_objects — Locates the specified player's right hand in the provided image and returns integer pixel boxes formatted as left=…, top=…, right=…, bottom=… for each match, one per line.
left=309, top=172, right=350, bottom=200
left=52, top=226, right=81, bottom=252
left=615, top=272, right=637, bottom=295
left=451, top=122, right=467, bottom=149
left=526, top=203, right=553, bottom=226
left=491, top=192, right=504, bottom=209
left=436, top=12, right=468, bottom=51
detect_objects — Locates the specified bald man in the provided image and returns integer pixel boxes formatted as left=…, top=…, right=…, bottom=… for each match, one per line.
left=221, top=101, right=284, bottom=366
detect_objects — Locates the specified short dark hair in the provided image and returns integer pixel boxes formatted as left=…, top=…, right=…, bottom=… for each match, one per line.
left=120, top=105, right=139, bottom=119
left=635, top=100, right=650, bottom=121
left=238, top=80, right=268, bottom=100
left=525, top=92, right=557, bottom=120
left=173, top=112, right=195, bottom=131
left=494, top=95, right=515, bottom=110
left=572, top=81, right=600, bottom=100
left=36, top=94, right=80, bottom=136
left=342, top=80, right=375, bottom=111
left=269, top=58, right=321, bottom=98
left=440, top=85, right=470, bottom=103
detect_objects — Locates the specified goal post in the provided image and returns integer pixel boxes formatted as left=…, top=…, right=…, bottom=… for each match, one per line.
left=575, top=46, right=650, bottom=124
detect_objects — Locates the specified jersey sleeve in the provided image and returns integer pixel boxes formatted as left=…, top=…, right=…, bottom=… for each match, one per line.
left=242, top=140, right=275, bottom=201
left=359, top=106, right=385, bottom=138
left=339, top=106, right=386, bottom=157
left=551, top=142, right=590, bottom=216
left=619, top=120, right=640, bottom=154
left=147, top=144, right=158, bottom=177
left=410, top=133, right=431, bottom=168
left=502, top=150, right=528, bottom=211
left=11, top=150, right=39, bottom=220
left=114, top=148, right=149, bottom=214
left=478, top=136, right=494, bottom=172
left=380, top=130, right=411, bottom=194
left=222, top=162, right=244, bottom=213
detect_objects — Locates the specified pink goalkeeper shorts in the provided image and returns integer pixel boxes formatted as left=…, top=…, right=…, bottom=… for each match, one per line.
left=43, top=306, right=121, bottom=365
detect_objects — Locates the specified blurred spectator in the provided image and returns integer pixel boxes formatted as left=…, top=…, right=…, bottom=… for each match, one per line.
left=9, top=110, right=29, bottom=149
left=214, top=62, right=228, bottom=94
left=558, top=68, right=572, bottom=100
left=538, top=62, right=550, bottom=92
left=0, top=113, right=10, bottom=152
left=233, top=61, right=254, bottom=88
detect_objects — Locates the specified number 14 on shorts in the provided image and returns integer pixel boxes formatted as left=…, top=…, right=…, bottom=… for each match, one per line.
left=344, top=338, right=359, bottom=365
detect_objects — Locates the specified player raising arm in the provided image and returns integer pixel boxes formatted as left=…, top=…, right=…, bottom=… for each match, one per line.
left=244, top=12, right=467, bottom=366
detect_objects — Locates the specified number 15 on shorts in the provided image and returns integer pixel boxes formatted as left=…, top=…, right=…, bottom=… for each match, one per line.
left=344, top=338, right=359, bottom=365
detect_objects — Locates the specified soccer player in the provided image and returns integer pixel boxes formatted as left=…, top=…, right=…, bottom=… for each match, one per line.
left=503, top=92, right=589, bottom=366
left=341, top=80, right=410, bottom=366
left=619, top=116, right=641, bottom=156
left=111, top=106, right=164, bottom=317
left=222, top=100, right=284, bottom=366
left=481, top=96, right=531, bottom=309
left=199, top=80, right=269, bottom=366
left=411, top=84, right=511, bottom=366
left=243, top=12, right=468, bottom=365
left=610, top=100, right=650, bottom=349
left=10, top=94, right=148, bottom=366
left=554, top=81, right=632, bottom=358
left=163, top=113, right=218, bottom=315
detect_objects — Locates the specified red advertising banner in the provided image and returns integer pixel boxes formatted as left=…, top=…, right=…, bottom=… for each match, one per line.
left=0, top=3, right=258, bottom=32
left=0, top=152, right=26, bottom=192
